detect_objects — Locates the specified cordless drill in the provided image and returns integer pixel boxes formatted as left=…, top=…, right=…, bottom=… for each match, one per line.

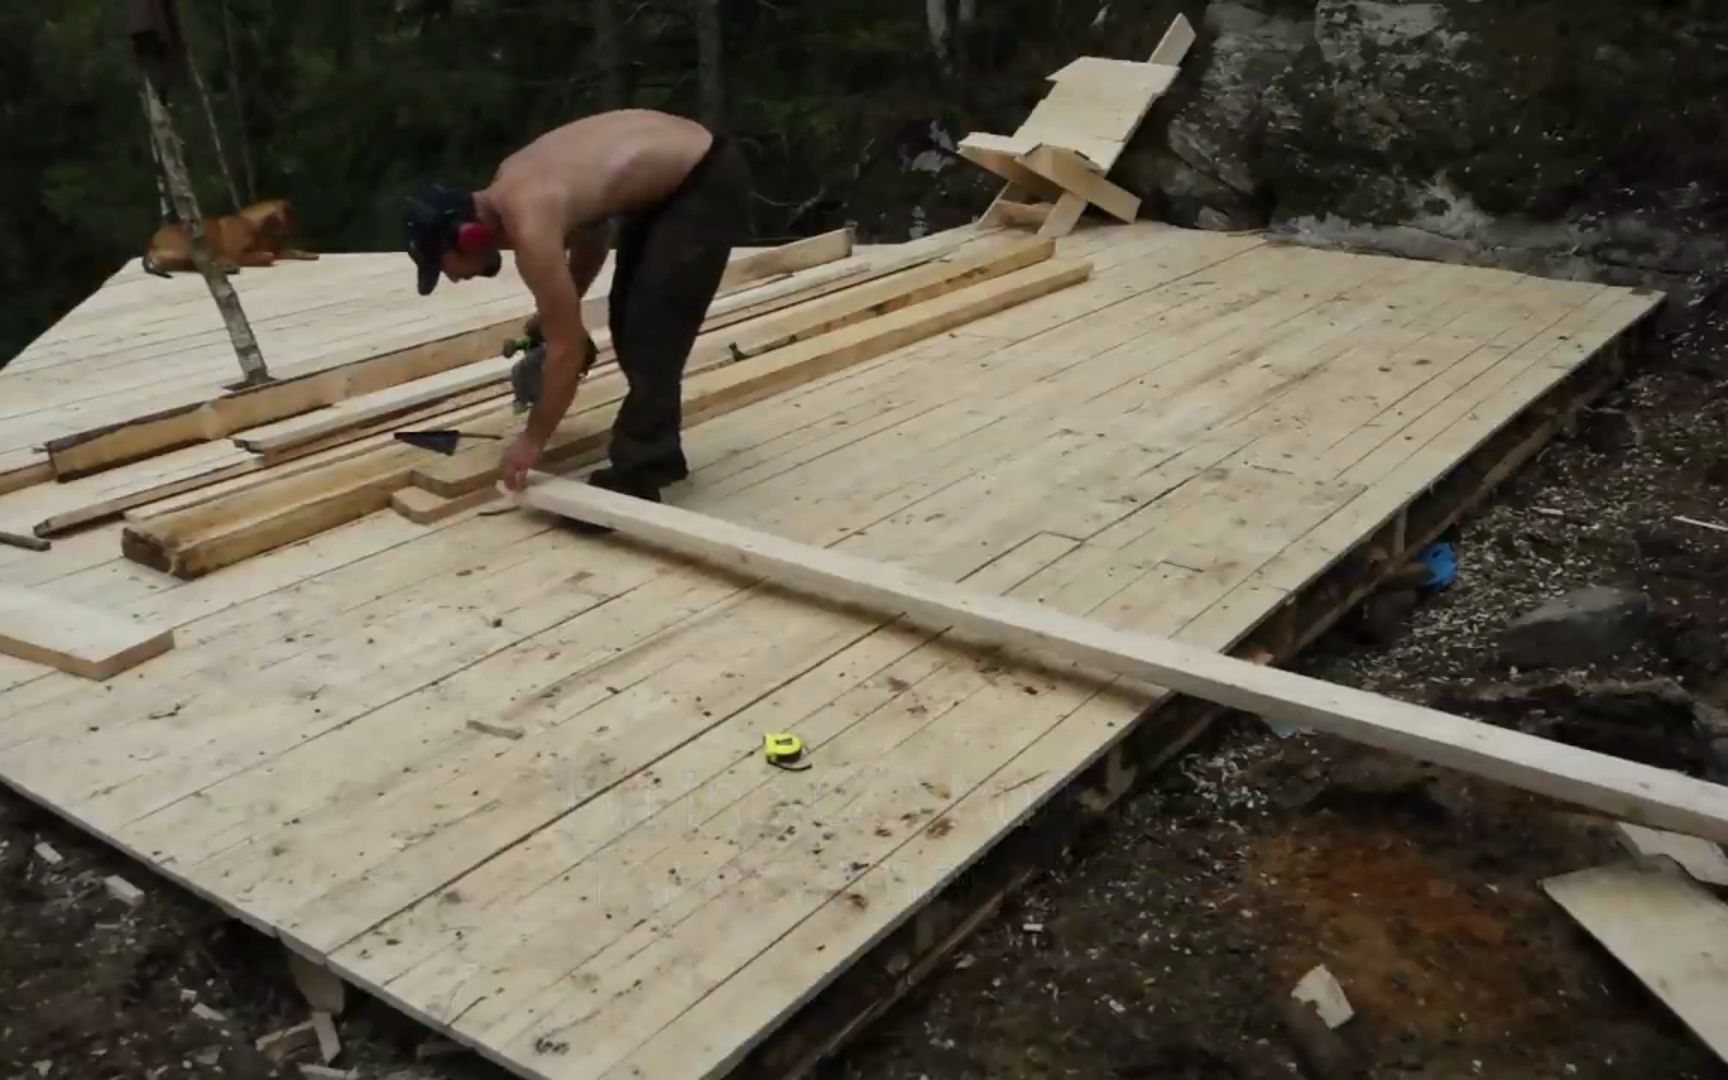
left=504, top=317, right=545, bottom=414
left=504, top=316, right=598, bottom=414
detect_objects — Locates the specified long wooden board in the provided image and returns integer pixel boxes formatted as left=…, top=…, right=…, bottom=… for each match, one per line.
left=40, top=232, right=858, bottom=482
left=121, top=257, right=1091, bottom=577
left=412, top=256, right=1090, bottom=498
left=0, top=584, right=174, bottom=680
left=517, top=476, right=1728, bottom=845
left=1543, top=862, right=1728, bottom=1061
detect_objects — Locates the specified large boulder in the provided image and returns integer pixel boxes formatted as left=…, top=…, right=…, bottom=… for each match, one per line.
left=1498, top=587, right=1654, bottom=670
left=1116, top=0, right=1728, bottom=293
left=1118, top=1, right=1312, bottom=230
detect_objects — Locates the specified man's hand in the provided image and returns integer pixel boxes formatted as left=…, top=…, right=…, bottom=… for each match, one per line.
left=501, top=431, right=544, bottom=492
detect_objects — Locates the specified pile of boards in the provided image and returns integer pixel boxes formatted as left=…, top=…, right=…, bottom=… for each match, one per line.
left=1, top=226, right=1090, bottom=582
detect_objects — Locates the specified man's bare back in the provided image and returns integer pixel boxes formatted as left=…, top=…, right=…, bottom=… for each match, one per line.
left=488, top=110, right=713, bottom=240
left=403, top=109, right=749, bottom=503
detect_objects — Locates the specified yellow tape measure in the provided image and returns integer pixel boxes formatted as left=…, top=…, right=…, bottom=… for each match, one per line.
left=763, top=732, right=811, bottom=771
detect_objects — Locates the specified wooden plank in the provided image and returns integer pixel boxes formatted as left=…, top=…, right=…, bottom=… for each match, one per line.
left=1543, top=862, right=1728, bottom=1061
left=0, top=452, right=52, bottom=497
left=414, top=257, right=1092, bottom=498
left=1045, top=57, right=1177, bottom=97
left=230, top=250, right=912, bottom=460
left=711, top=237, right=1054, bottom=363
left=989, top=199, right=1052, bottom=228
left=39, top=234, right=856, bottom=481
left=1022, top=145, right=1141, bottom=224
left=1616, top=823, right=1728, bottom=887
left=43, top=314, right=530, bottom=480
left=1039, top=192, right=1090, bottom=239
left=718, top=228, right=854, bottom=292
left=517, top=476, right=1728, bottom=844
left=121, top=258, right=1088, bottom=577
left=389, top=485, right=498, bottom=525
left=0, top=584, right=174, bottom=680
left=1148, top=12, right=1197, bottom=66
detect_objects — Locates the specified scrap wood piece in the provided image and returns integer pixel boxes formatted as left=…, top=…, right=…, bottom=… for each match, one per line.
left=413, top=256, right=1092, bottom=499
left=391, top=485, right=498, bottom=525
left=1543, top=862, right=1728, bottom=1061
left=32, top=842, right=63, bottom=866
left=0, top=584, right=174, bottom=680
left=104, top=874, right=144, bottom=907
left=1616, top=822, right=1728, bottom=887
left=256, top=1020, right=320, bottom=1063
left=517, top=475, right=1728, bottom=846
left=1290, top=964, right=1353, bottom=1029
left=287, top=952, right=347, bottom=1016
left=311, top=1011, right=340, bottom=1064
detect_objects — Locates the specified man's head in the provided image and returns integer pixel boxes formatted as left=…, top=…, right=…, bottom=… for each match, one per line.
left=404, top=185, right=502, bottom=295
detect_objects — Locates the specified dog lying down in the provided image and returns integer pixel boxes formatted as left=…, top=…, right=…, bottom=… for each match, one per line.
left=143, top=197, right=320, bottom=277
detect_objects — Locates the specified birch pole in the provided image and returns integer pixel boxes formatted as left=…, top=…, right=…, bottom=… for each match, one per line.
left=140, top=77, right=270, bottom=386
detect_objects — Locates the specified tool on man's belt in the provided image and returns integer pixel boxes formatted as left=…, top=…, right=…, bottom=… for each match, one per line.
left=763, top=732, right=811, bottom=771
left=393, top=429, right=503, bottom=456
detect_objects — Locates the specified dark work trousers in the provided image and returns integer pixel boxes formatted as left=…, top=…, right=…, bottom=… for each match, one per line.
left=601, top=134, right=750, bottom=492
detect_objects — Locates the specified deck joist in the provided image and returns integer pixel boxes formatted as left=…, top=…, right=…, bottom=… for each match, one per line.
left=0, top=221, right=1662, bottom=1079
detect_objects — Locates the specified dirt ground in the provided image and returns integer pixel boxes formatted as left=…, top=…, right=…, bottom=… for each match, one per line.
left=4, top=283, right=1727, bottom=1079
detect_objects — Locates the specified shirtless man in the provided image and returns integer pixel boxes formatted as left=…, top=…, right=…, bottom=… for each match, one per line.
left=403, top=109, right=751, bottom=501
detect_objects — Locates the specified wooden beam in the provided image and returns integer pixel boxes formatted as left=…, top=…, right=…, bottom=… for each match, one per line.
left=233, top=242, right=950, bottom=460
left=712, top=237, right=1054, bottom=363
left=1022, top=144, right=1141, bottom=224
left=0, top=584, right=174, bottom=680
left=1039, top=192, right=1090, bottom=239
left=389, top=485, right=497, bottom=525
left=516, top=477, right=1728, bottom=846
left=413, top=257, right=1091, bottom=498
left=44, top=313, right=532, bottom=479
left=123, top=256, right=1089, bottom=576
left=719, top=228, right=854, bottom=292
left=44, top=234, right=856, bottom=482
left=988, top=199, right=1052, bottom=228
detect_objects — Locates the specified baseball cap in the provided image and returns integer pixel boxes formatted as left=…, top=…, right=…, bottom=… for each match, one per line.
left=403, top=185, right=474, bottom=296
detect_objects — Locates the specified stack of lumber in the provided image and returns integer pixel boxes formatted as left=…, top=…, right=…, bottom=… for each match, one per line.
left=2, top=225, right=1090, bottom=583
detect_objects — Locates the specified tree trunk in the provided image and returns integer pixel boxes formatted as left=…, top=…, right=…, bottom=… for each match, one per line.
left=140, top=77, right=270, bottom=386
left=592, top=0, right=624, bottom=108
left=219, top=0, right=256, bottom=203
left=695, top=0, right=723, bottom=128
left=188, top=56, right=241, bottom=210
left=926, top=0, right=951, bottom=72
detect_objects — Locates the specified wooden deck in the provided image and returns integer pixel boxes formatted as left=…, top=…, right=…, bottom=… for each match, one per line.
left=0, top=222, right=1660, bottom=1079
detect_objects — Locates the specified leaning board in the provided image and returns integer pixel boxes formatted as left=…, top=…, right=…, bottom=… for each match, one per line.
left=0, top=221, right=1662, bottom=1079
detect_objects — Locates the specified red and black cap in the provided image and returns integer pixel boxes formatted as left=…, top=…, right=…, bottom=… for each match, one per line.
left=403, top=186, right=475, bottom=296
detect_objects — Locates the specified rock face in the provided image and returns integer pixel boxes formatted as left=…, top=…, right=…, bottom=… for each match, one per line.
left=1118, top=0, right=1728, bottom=294
left=1498, top=587, right=1654, bottom=670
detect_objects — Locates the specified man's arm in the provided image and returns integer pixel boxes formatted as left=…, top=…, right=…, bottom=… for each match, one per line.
left=511, top=219, right=596, bottom=451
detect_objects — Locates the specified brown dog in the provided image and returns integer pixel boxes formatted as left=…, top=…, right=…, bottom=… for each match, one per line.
left=143, top=198, right=320, bottom=277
